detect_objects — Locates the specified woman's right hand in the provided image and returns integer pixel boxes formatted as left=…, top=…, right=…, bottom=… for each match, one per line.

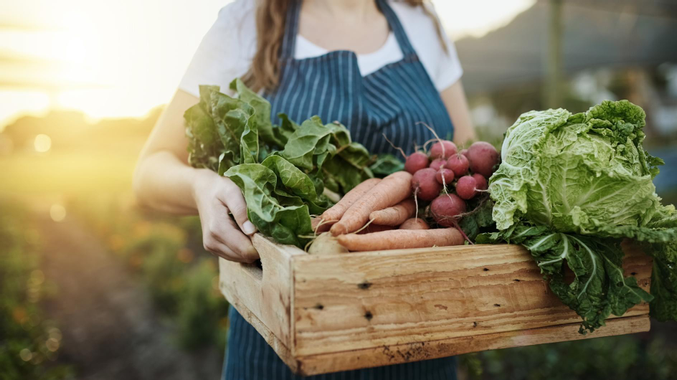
left=192, top=169, right=260, bottom=263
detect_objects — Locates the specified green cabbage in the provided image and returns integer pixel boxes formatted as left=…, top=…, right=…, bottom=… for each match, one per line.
left=481, top=101, right=677, bottom=333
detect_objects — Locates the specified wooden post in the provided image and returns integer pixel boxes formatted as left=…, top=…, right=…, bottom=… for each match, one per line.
left=545, top=0, right=563, bottom=108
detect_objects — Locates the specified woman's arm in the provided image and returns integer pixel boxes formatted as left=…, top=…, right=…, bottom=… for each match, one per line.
left=440, top=80, right=477, bottom=147
left=133, top=89, right=258, bottom=263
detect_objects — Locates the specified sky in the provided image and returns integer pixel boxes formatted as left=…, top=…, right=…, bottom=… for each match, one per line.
left=0, top=0, right=534, bottom=129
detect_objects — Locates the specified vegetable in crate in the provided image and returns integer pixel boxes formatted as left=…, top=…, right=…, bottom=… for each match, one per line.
left=337, top=227, right=464, bottom=251
left=480, top=100, right=677, bottom=332
left=184, top=79, right=374, bottom=247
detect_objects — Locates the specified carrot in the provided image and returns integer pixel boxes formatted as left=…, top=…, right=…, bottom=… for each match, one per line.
left=320, top=178, right=381, bottom=225
left=358, top=224, right=394, bottom=234
left=330, top=171, right=413, bottom=236
left=369, top=198, right=416, bottom=226
left=399, top=218, right=430, bottom=230
left=337, top=228, right=464, bottom=251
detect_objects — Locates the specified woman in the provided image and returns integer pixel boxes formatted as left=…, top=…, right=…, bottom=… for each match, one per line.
left=134, top=0, right=476, bottom=378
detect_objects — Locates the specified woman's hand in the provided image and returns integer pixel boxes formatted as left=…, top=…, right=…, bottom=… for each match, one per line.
left=192, top=169, right=260, bottom=263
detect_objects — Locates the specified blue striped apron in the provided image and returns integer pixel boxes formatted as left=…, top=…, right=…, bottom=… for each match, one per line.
left=223, top=0, right=457, bottom=378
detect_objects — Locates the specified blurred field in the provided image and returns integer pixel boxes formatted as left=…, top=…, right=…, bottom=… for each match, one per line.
left=0, top=153, right=136, bottom=195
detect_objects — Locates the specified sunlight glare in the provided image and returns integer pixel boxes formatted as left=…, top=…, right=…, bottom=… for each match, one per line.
left=433, top=0, right=536, bottom=38
left=34, top=134, right=52, bottom=153
left=50, top=204, right=67, bottom=222
left=0, top=0, right=533, bottom=126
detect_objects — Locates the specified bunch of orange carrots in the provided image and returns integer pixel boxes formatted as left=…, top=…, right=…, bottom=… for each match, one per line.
left=311, top=171, right=464, bottom=252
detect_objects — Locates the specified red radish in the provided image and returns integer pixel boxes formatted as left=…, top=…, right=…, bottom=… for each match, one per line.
left=456, top=176, right=478, bottom=200
left=411, top=168, right=442, bottom=201
left=430, top=140, right=457, bottom=159
left=435, top=168, right=455, bottom=185
left=472, top=173, right=488, bottom=191
left=466, top=142, right=499, bottom=178
left=446, top=153, right=470, bottom=177
left=461, top=149, right=469, bottom=158
left=400, top=218, right=430, bottom=230
left=429, top=158, right=446, bottom=171
left=404, top=152, right=429, bottom=174
left=430, top=194, right=467, bottom=227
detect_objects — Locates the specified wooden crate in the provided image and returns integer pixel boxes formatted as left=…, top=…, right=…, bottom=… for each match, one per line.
left=219, top=234, right=652, bottom=376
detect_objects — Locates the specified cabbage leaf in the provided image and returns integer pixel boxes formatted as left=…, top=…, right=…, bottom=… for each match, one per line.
left=485, top=100, right=677, bottom=332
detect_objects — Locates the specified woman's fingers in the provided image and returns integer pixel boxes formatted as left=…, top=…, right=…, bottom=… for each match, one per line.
left=202, top=238, right=252, bottom=263
left=213, top=216, right=259, bottom=262
left=194, top=174, right=259, bottom=263
left=223, top=185, right=257, bottom=236
left=203, top=229, right=259, bottom=263
left=203, top=203, right=259, bottom=262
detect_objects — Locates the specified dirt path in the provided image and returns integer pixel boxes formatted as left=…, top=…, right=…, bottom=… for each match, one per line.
left=36, top=214, right=223, bottom=380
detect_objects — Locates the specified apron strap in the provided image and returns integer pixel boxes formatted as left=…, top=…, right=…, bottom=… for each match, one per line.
left=280, top=0, right=301, bottom=60
left=376, top=0, right=417, bottom=57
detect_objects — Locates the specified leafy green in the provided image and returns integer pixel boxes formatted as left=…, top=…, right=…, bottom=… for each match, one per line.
left=491, top=101, right=662, bottom=233
left=184, top=80, right=374, bottom=247
left=483, top=100, right=677, bottom=332
left=458, top=196, right=495, bottom=241
left=369, top=154, right=405, bottom=177
left=225, top=164, right=312, bottom=247
left=478, top=226, right=652, bottom=333
left=279, top=117, right=335, bottom=171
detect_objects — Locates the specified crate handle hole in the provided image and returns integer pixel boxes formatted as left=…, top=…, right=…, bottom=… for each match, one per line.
left=241, top=259, right=263, bottom=282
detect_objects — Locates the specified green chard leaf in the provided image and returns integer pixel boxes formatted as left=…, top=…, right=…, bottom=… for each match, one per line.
left=239, top=116, right=259, bottom=164
left=230, top=78, right=286, bottom=149
left=279, top=118, right=334, bottom=171
left=184, top=85, right=224, bottom=171
left=459, top=196, right=496, bottom=241
left=225, top=164, right=313, bottom=247
left=185, top=81, right=378, bottom=248
left=369, top=154, right=405, bottom=177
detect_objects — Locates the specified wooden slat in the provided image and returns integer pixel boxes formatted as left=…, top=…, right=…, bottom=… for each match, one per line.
left=295, top=315, right=650, bottom=376
left=219, top=234, right=304, bottom=352
left=291, top=243, right=652, bottom=356
left=226, top=299, right=298, bottom=373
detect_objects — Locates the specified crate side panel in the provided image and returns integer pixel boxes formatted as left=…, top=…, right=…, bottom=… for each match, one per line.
left=292, top=244, right=651, bottom=356
left=295, top=315, right=650, bottom=376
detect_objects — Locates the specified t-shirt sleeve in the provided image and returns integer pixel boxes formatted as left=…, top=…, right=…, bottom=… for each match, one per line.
left=427, top=5, right=463, bottom=92
left=178, top=1, right=255, bottom=97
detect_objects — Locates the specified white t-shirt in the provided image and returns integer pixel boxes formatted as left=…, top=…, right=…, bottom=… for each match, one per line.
left=179, top=0, right=463, bottom=96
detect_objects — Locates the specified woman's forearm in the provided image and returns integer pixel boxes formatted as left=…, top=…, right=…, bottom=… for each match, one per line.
left=132, top=89, right=210, bottom=215
left=133, top=150, right=208, bottom=215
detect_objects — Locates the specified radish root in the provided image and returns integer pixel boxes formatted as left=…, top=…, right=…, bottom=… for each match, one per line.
left=417, top=122, right=445, bottom=158
left=314, top=218, right=338, bottom=235
left=382, top=133, right=407, bottom=159
left=413, top=189, right=420, bottom=220
left=353, top=219, right=375, bottom=234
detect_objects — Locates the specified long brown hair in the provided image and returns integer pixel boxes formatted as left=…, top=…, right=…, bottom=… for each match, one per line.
left=242, top=0, right=447, bottom=93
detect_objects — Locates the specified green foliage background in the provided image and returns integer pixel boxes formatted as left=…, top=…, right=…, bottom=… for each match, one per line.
left=0, top=202, right=74, bottom=380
